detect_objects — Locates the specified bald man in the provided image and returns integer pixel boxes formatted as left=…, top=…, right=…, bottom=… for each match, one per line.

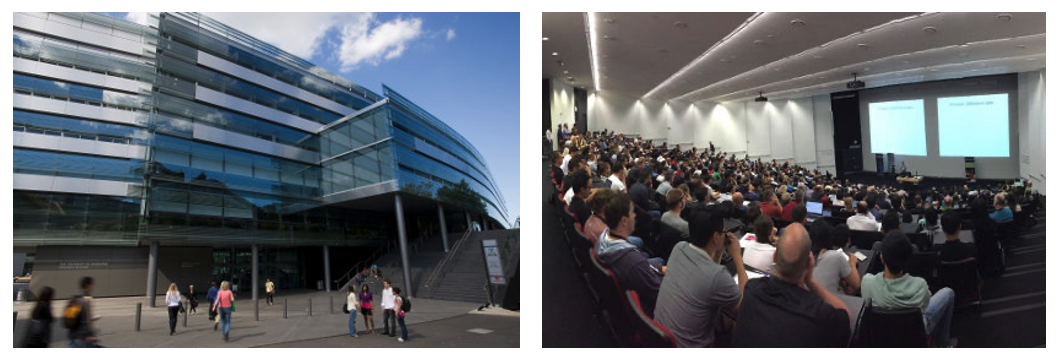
left=733, top=223, right=851, bottom=347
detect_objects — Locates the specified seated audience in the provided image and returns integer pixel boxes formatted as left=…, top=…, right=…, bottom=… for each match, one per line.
left=661, top=188, right=690, bottom=239
left=782, top=189, right=805, bottom=221
left=861, top=231, right=956, bottom=347
left=629, top=170, right=660, bottom=214
left=990, top=194, right=1014, bottom=223
left=742, top=215, right=777, bottom=274
left=656, top=174, right=673, bottom=197
left=609, top=163, right=627, bottom=193
left=583, top=188, right=616, bottom=245
left=733, top=223, right=851, bottom=347
left=791, top=204, right=808, bottom=225
left=654, top=212, right=746, bottom=347
left=567, top=169, right=593, bottom=227
left=880, top=210, right=901, bottom=234
left=759, top=189, right=783, bottom=219
left=847, top=200, right=882, bottom=232
left=596, top=194, right=664, bottom=317
left=938, top=211, right=976, bottom=262
left=812, top=223, right=860, bottom=296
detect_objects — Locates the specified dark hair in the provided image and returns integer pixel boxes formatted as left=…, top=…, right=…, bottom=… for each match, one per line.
left=603, top=193, right=632, bottom=230
left=753, top=215, right=774, bottom=244
left=597, top=160, right=611, bottom=175
left=830, top=224, right=851, bottom=250
left=392, top=287, right=401, bottom=295
left=586, top=188, right=616, bottom=215
left=79, top=276, right=93, bottom=290
left=941, top=210, right=961, bottom=235
left=348, top=284, right=356, bottom=294
left=881, top=210, right=901, bottom=233
left=689, top=211, right=723, bottom=249
left=791, top=204, right=807, bottom=223
left=666, top=188, right=685, bottom=211
left=384, top=279, right=391, bottom=286
left=571, top=169, right=591, bottom=194
left=880, top=230, right=913, bottom=275
left=924, top=207, right=939, bottom=226
left=638, top=169, right=651, bottom=184
left=866, top=193, right=877, bottom=210
left=211, top=282, right=217, bottom=287
left=745, top=202, right=762, bottom=224
left=808, top=219, right=832, bottom=253
left=36, top=286, right=54, bottom=304
left=361, top=284, right=370, bottom=293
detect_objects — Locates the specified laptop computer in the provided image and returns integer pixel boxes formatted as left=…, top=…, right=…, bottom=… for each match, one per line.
left=805, top=201, right=824, bottom=223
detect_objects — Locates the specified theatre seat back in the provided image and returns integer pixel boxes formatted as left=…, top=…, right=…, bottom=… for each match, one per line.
left=850, top=230, right=884, bottom=250
left=588, top=251, right=635, bottom=345
left=855, top=300, right=928, bottom=348
left=938, top=257, right=982, bottom=309
left=626, top=290, right=677, bottom=348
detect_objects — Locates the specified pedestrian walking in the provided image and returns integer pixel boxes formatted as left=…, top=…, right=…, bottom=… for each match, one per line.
left=66, top=276, right=99, bottom=348
left=346, top=284, right=360, bottom=338
left=187, top=284, right=198, bottom=315
left=393, top=287, right=408, bottom=342
left=206, top=282, right=219, bottom=329
left=165, top=283, right=182, bottom=336
left=381, top=279, right=396, bottom=337
left=22, top=286, right=53, bottom=347
left=212, top=280, right=235, bottom=342
left=265, top=278, right=275, bottom=306
left=360, top=283, right=375, bottom=334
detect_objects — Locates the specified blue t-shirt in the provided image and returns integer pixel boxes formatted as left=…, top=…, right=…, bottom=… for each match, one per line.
left=990, top=207, right=1013, bottom=223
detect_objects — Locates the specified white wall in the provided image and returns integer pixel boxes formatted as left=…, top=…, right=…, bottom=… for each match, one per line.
left=587, top=89, right=836, bottom=172
left=549, top=78, right=574, bottom=150
left=1018, top=69, right=1046, bottom=194
left=858, top=74, right=1020, bottom=180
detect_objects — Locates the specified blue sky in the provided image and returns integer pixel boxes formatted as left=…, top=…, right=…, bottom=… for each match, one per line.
left=104, top=12, right=520, bottom=225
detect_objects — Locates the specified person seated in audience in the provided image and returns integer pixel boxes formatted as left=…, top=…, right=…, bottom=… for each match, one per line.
left=654, top=212, right=747, bottom=347
left=813, top=223, right=860, bottom=296
left=847, top=200, right=881, bottom=232
left=608, top=162, right=627, bottom=193
left=561, top=154, right=583, bottom=197
left=744, top=182, right=760, bottom=202
left=791, top=204, right=808, bottom=225
left=866, top=194, right=883, bottom=221
left=938, top=211, right=976, bottom=262
left=742, top=215, right=778, bottom=274
left=594, top=161, right=612, bottom=190
left=782, top=189, right=805, bottom=221
left=560, top=146, right=577, bottom=175
left=880, top=210, right=902, bottom=235
left=842, top=196, right=855, bottom=214
left=583, top=188, right=615, bottom=246
left=861, top=231, right=957, bottom=347
left=629, top=171, right=660, bottom=216
left=567, top=169, right=593, bottom=228
left=990, top=193, right=1014, bottom=224
left=655, top=173, right=673, bottom=197
left=596, top=194, right=664, bottom=317
left=661, top=188, right=690, bottom=239
left=550, top=151, right=564, bottom=186
left=759, top=189, right=783, bottom=219
left=918, top=207, right=942, bottom=240
left=733, top=223, right=851, bottom=347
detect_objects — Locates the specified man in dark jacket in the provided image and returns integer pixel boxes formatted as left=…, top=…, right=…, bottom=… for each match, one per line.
left=628, top=170, right=659, bottom=216
left=568, top=169, right=593, bottom=227
left=596, top=193, right=664, bottom=317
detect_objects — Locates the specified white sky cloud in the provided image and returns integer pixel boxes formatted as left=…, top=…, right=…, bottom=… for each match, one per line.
left=198, top=12, right=424, bottom=73
left=446, top=28, right=456, bottom=41
left=125, top=12, right=150, bottom=26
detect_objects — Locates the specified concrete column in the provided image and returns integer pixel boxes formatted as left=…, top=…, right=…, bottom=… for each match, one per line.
left=465, top=211, right=473, bottom=232
left=146, top=242, right=158, bottom=307
left=395, top=194, right=413, bottom=297
left=323, top=245, right=331, bottom=292
left=252, top=244, right=259, bottom=302
left=438, top=203, right=450, bottom=253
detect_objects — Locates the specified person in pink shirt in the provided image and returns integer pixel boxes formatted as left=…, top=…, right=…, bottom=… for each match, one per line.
left=212, top=280, right=235, bottom=342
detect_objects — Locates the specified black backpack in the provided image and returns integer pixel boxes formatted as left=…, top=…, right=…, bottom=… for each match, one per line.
left=400, top=296, right=411, bottom=312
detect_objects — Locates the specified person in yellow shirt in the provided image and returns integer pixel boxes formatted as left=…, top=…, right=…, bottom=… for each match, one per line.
left=265, top=279, right=275, bottom=305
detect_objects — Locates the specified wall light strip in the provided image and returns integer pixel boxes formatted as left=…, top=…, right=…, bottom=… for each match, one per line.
left=642, top=12, right=765, bottom=100
left=585, top=12, right=601, bottom=91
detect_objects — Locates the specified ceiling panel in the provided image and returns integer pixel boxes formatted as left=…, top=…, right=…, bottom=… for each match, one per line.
left=542, top=13, right=591, bottom=88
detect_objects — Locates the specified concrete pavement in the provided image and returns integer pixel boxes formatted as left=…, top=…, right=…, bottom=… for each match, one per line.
left=13, top=289, right=517, bottom=347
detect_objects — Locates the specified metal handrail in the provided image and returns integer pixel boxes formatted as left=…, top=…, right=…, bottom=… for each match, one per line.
left=422, top=228, right=474, bottom=291
left=335, top=239, right=393, bottom=290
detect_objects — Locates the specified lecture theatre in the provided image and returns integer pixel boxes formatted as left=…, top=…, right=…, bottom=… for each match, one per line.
left=543, top=12, right=1045, bottom=348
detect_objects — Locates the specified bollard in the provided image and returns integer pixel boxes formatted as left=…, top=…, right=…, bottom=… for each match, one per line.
left=14, top=311, right=17, bottom=330
left=255, top=298, right=259, bottom=321
left=308, top=297, right=312, bottom=317
left=135, top=303, right=142, bottom=332
left=330, top=295, right=334, bottom=314
left=283, top=298, right=288, bottom=319
left=183, top=300, right=188, bottom=327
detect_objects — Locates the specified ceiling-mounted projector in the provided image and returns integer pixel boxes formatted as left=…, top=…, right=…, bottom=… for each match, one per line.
left=754, top=91, right=768, bottom=102
left=847, top=72, right=865, bottom=89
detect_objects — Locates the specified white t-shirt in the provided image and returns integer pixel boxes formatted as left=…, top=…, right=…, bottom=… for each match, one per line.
left=742, top=241, right=777, bottom=274
left=608, top=174, right=626, bottom=193
left=166, top=291, right=182, bottom=307
left=564, top=188, right=575, bottom=205
left=847, top=213, right=881, bottom=232
left=382, top=287, right=395, bottom=309
left=561, top=154, right=572, bottom=174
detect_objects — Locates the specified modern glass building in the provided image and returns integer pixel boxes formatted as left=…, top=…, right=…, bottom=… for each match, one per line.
left=13, top=12, right=509, bottom=299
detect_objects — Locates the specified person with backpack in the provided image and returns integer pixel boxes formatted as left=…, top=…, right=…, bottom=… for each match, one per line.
left=393, top=287, right=409, bottom=342
left=346, top=284, right=359, bottom=338
left=66, top=276, right=98, bottom=348
left=22, top=286, right=53, bottom=347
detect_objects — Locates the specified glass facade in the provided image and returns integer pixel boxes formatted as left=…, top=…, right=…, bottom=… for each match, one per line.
left=13, top=12, right=509, bottom=251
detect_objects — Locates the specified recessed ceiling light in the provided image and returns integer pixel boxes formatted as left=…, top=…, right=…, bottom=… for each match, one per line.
left=1026, top=58, right=1036, bottom=61
left=542, top=37, right=549, bottom=41
left=857, top=43, right=869, bottom=49
left=567, top=77, right=575, bottom=82
left=922, top=26, right=937, bottom=34
left=995, top=13, right=1013, bottom=22
left=563, top=70, right=568, bottom=74
left=790, top=19, right=806, bottom=28
left=720, top=58, right=729, bottom=63
left=818, top=76, right=826, bottom=80
left=903, top=60, right=911, bottom=64
left=673, top=21, right=688, bottom=29
left=754, top=39, right=765, bottom=45
left=552, top=52, right=559, bottom=56
left=1017, top=44, right=1027, bottom=49
left=604, top=18, right=615, bottom=23
left=929, top=69, right=938, bottom=72
left=863, top=67, right=871, bottom=71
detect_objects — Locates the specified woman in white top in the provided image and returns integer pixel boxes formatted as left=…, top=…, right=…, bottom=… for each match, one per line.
left=165, top=283, right=182, bottom=336
left=742, top=215, right=778, bottom=274
left=346, top=284, right=360, bottom=338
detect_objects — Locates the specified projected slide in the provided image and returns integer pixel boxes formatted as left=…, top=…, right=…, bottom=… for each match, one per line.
left=938, top=94, right=1010, bottom=157
left=869, top=99, right=927, bottom=156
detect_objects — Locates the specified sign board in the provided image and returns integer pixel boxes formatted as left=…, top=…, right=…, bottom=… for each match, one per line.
left=482, top=239, right=505, bottom=284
